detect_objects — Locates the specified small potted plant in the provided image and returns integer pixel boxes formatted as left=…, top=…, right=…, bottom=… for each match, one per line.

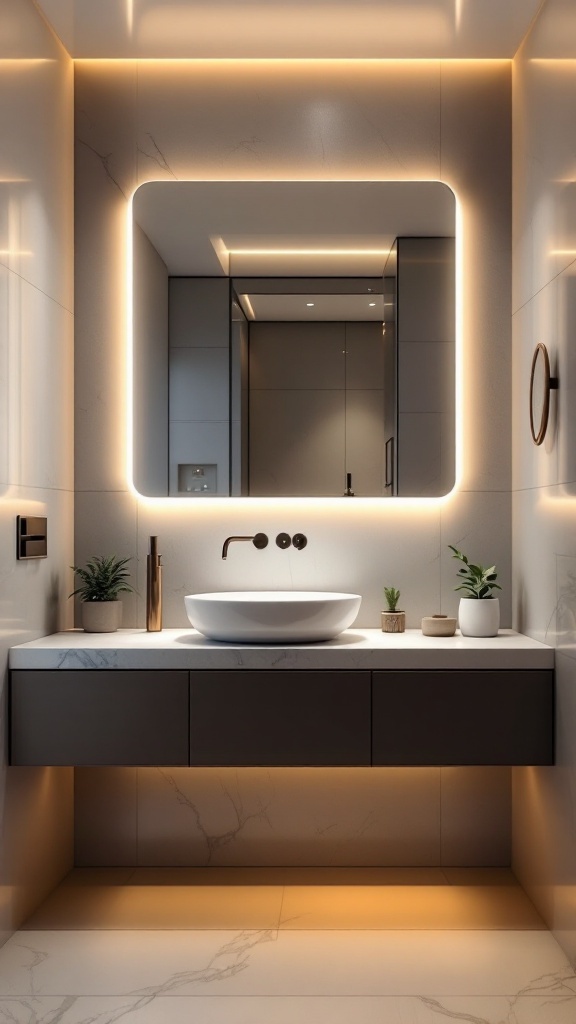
left=382, top=587, right=405, bottom=633
left=449, top=545, right=501, bottom=637
left=70, top=555, right=135, bottom=633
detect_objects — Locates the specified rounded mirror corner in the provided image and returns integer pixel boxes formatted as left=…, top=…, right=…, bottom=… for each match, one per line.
left=530, top=342, right=558, bottom=446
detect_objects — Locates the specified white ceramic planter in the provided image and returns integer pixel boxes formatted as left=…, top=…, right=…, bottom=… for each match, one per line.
left=458, top=597, right=500, bottom=637
left=81, top=601, right=122, bottom=633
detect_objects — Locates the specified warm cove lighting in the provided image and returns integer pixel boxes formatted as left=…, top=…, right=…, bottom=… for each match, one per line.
left=126, top=180, right=463, bottom=508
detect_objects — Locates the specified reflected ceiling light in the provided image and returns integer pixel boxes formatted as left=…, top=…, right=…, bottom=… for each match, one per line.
left=239, top=294, right=256, bottom=319
left=227, top=248, right=390, bottom=255
left=307, top=302, right=315, bottom=306
left=369, top=301, right=376, bottom=306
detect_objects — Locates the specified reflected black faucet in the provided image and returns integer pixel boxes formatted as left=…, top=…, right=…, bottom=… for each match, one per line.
left=221, top=533, right=269, bottom=559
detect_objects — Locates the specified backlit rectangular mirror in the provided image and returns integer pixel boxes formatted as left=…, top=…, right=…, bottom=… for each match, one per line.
left=132, top=181, right=455, bottom=498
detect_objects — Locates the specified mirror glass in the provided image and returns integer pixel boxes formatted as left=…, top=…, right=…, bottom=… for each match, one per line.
left=132, top=181, right=455, bottom=498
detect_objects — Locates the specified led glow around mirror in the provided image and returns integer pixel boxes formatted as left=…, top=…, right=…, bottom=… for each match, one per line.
left=129, top=180, right=457, bottom=502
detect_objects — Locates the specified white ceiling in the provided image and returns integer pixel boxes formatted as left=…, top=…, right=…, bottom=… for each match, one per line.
left=239, top=292, right=386, bottom=321
left=133, top=180, right=455, bottom=277
left=34, top=0, right=543, bottom=58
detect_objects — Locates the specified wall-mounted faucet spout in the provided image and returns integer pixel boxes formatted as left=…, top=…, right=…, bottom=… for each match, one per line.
left=221, top=533, right=269, bottom=560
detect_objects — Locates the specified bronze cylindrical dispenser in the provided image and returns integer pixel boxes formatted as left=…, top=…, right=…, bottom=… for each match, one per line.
left=146, top=535, right=162, bottom=632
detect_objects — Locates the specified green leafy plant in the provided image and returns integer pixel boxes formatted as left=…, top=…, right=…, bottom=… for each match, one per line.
left=70, top=555, right=135, bottom=603
left=384, top=587, right=401, bottom=611
left=449, top=545, right=501, bottom=600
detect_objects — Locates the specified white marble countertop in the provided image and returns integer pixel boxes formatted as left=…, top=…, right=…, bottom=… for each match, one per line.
left=9, top=628, right=554, bottom=671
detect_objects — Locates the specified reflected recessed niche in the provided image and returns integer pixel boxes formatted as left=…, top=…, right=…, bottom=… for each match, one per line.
left=131, top=181, right=456, bottom=499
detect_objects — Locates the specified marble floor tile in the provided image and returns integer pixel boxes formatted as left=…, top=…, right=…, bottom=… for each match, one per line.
left=279, top=884, right=545, bottom=930
left=1, top=992, right=576, bottom=1023
left=0, top=929, right=573, bottom=998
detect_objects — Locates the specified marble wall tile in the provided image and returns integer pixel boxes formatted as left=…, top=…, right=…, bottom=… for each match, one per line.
left=440, top=62, right=512, bottom=495
left=74, top=64, right=138, bottom=494
left=440, top=489, right=512, bottom=624
left=441, top=768, right=511, bottom=866
left=73, top=490, right=138, bottom=627
left=135, top=496, right=442, bottom=630
left=0, top=36, right=73, bottom=313
left=135, top=62, right=441, bottom=183
left=4, top=277, right=74, bottom=492
left=0, top=766, right=73, bottom=946
left=74, top=769, right=138, bottom=867
left=512, top=4, right=576, bottom=963
left=135, top=767, right=441, bottom=867
left=0, top=486, right=75, bottom=641
left=75, top=765, right=512, bottom=868
left=512, top=55, right=576, bottom=312
left=0, top=0, right=75, bottom=948
left=512, top=278, right=560, bottom=493
left=513, top=651, right=576, bottom=964
left=512, top=484, right=576, bottom=648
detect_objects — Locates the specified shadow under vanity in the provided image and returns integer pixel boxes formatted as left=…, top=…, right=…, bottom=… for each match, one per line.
left=8, top=630, right=554, bottom=769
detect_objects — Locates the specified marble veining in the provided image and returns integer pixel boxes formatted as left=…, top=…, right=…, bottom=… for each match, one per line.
left=55, top=649, right=120, bottom=670
left=1, top=994, right=576, bottom=1024
left=76, top=137, right=127, bottom=198
left=156, top=769, right=274, bottom=864
left=9, top=628, right=554, bottom=672
left=0, top=928, right=575, bottom=1024
left=138, top=133, right=177, bottom=178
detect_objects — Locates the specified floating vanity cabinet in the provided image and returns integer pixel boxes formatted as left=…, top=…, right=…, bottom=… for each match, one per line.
left=10, top=670, right=189, bottom=766
left=189, top=670, right=371, bottom=766
left=372, top=670, right=554, bottom=766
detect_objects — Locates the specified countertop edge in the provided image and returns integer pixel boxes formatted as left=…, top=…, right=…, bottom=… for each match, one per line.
left=8, top=628, right=555, bottom=671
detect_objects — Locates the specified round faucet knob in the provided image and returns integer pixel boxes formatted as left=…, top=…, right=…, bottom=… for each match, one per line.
left=276, top=533, right=291, bottom=549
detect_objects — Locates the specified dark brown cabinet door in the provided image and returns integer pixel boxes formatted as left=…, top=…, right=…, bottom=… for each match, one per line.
left=190, top=670, right=371, bottom=766
left=372, top=670, right=554, bottom=766
left=10, top=670, right=189, bottom=766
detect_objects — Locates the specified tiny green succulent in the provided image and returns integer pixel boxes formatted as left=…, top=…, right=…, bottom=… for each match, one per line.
left=384, top=586, right=401, bottom=611
left=449, top=545, right=501, bottom=600
left=70, top=555, right=135, bottom=603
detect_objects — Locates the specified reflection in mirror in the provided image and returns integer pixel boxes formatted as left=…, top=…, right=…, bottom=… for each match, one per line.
left=132, top=182, right=455, bottom=498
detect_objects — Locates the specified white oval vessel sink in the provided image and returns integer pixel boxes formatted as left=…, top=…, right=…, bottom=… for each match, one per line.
left=184, top=591, right=361, bottom=644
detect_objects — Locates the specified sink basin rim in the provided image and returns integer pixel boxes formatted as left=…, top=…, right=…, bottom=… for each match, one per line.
left=184, top=590, right=362, bottom=644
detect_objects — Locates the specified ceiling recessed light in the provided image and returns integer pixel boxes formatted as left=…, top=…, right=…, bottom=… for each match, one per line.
left=368, top=302, right=376, bottom=306
left=306, top=302, right=315, bottom=307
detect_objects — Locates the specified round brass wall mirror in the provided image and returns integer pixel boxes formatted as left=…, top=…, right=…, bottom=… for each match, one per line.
left=530, top=343, right=558, bottom=446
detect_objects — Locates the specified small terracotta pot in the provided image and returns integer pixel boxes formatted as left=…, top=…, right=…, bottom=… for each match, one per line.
left=381, top=610, right=406, bottom=633
left=81, top=601, right=122, bottom=633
